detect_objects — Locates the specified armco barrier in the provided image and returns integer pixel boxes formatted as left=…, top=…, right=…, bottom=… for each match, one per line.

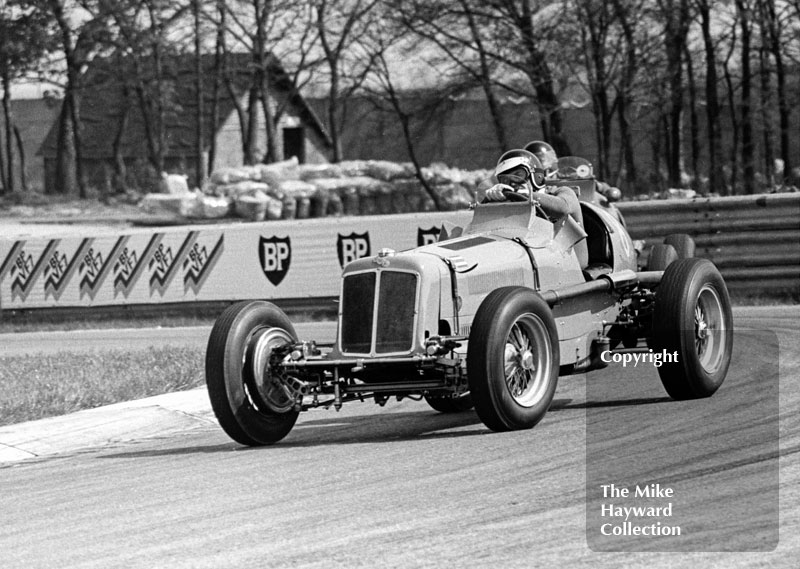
left=0, top=193, right=797, bottom=313
left=617, top=193, right=799, bottom=295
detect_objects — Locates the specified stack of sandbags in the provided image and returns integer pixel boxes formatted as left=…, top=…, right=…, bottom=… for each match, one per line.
left=195, top=159, right=491, bottom=221
left=140, top=172, right=201, bottom=217
left=277, top=179, right=317, bottom=219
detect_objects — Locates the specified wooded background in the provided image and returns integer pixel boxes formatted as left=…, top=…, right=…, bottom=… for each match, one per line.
left=1, top=0, right=798, bottom=199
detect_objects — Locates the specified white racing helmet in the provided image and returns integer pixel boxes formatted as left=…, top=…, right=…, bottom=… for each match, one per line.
left=495, top=149, right=546, bottom=189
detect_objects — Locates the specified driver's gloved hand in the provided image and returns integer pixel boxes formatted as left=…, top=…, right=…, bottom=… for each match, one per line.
left=485, top=183, right=515, bottom=201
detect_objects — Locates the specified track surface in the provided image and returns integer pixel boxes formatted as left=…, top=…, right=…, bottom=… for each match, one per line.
left=0, top=307, right=797, bottom=568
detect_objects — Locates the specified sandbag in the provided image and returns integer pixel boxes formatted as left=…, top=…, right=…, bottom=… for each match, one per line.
left=158, top=172, right=191, bottom=194
left=364, top=160, right=415, bottom=182
left=257, top=157, right=300, bottom=186
left=199, top=195, right=232, bottom=218
left=278, top=179, right=317, bottom=196
left=209, top=166, right=259, bottom=185
left=310, top=187, right=330, bottom=218
left=326, top=191, right=344, bottom=216
left=299, top=163, right=344, bottom=181
left=214, top=180, right=271, bottom=199
left=140, top=193, right=195, bottom=216
left=337, top=160, right=370, bottom=177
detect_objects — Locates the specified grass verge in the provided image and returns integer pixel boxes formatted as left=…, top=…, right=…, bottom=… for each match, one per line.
left=0, top=346, right=204, bottom=426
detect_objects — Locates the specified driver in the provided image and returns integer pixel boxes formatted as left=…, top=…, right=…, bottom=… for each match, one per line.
left=483, top=149, right=588, bottom=268
left=524, top=140, right=558, bottom=180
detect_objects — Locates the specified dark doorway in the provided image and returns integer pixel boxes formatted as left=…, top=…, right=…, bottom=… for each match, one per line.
left=283, top=127, right=305, bottom=163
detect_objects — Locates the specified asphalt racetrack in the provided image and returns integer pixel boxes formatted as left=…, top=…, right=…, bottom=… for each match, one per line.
left=0, top=306, right=797, bottom=568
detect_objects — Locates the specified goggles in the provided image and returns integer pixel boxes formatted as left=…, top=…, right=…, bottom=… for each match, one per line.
left=497, top=168, right=530, bottom=187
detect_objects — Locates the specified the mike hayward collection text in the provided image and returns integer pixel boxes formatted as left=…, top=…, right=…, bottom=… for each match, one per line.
left=598, top=483, right=682, bottom=537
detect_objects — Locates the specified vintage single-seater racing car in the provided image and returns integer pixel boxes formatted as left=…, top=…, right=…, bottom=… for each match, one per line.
left=205, top=159, right=733, bottom=445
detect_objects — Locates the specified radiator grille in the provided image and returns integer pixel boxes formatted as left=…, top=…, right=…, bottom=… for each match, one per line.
left=341, top=270, right=417, bottom=354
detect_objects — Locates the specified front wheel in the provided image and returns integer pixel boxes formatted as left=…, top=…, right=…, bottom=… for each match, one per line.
left=206, top=301, right=300, bottom=445
left=650, top=259, right=733, bottom=400
left=424, top=392, right=474, bottom=413
left=467, top=287, right=559, bottom=432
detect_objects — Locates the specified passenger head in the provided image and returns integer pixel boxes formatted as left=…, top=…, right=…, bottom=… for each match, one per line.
left=495, top=149, right=546, bottom=192
left=524, top=140, right=558, bottom=177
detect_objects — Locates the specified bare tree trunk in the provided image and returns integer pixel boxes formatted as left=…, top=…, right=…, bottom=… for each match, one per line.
left=684, top=43, right=700, bottom=188
left=260, top=69, right=279, bottom=163
left=0, top=130, right=5, bottom=194
left=54, top=101, right=77, bottom=195
left=697, top=0, right=723, bottom=194
left=112, top=87, right=130, bottom=193
left=244, top=84, right=259, bottom=164
left=2, top=68, right=13, bottom=193
left=764, top=0, right=790, bottom=180
left=514, top=0, right=571, bottom=155
left=193, top=0, right=205, bottom=186
left=14, top=125, right=28, bottom=192
left=736, top=0, right=755, bottom=194
left=723, top=22, right=739, bottom=195
left=208, top=0, right=226, bottom=173
left=50, top=0, right=87, bottom=198
left=662, top=0, right=691, bottom=188
left=757, top=13, right=774, bottom=188
left=461, top=0, right=508, bottom=151
left=611, top=0, right=640, bottom=193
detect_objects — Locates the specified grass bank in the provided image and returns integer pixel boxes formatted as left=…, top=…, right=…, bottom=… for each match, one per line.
left=0, top=346, right=204, bottom=426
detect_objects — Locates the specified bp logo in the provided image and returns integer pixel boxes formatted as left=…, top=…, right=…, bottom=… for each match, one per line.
left=259, top=236, right=291, bottom=286
left=417, top=227, right=441, bottom=247
left=337, top=232, right=370, bottom=268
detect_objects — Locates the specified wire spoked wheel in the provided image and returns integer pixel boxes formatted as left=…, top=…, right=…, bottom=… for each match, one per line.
left=503, top=314, right=553, bottom=408
left=468, top=287, right=560, bottom=432
left=651, top=259, right=733, bottom=400
left=694, top=284, right=728, bottom=375
left=206, top=301, right=300, bottom=446
left=244, top=326, right=296, bottom=414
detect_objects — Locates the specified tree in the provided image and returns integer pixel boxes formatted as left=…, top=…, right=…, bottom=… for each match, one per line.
left=735, top=0, right=756, bottom=193
left=97, top=0, right=190, bottom=176
left=655, top=0, right=692, bottom=188
left=572, top=0, right=617, bottom=181
left=394, top=0, right=511, bottom=153
left=491, top=0, right=573, bottom=155
left=315, top=0, right=383, bottom=162
left=695, top=0, right=724, bottom=194
left=0, top=3, right=54, bottom=193
left=217, top=0, right=320, bottom=164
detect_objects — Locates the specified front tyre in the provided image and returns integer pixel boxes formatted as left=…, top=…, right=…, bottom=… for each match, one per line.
left=424, top=392, right=474, bottom=413
left=206, top=301, right=300, bottom=445
left=650, top=259, right=733, bottom=400
left=467, top=287, right=559, bottom=432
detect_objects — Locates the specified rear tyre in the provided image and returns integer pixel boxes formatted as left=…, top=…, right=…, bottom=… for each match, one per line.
left=206, top=301, right=300, bottom=445
left=424, top=393, right=474, bottom=413
left=664, top=233, right=696, bottom=259
left=467, top=287, right=559, bottom=432
left=648, top=243, right=678, bottom=271
left=650, top=259, right=733, bottom=400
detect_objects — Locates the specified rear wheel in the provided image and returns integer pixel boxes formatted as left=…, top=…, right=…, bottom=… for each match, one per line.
left=424, top=393, right=474, bottom=413
left=467, top=287, right=559, bottom=431
left=650, top=259, right=733, bottom=399
left=648, top=243, right=678, bottom=271
left=664, top=233, right=696, bottom=259
left=206, top=301, right=300, bottom=445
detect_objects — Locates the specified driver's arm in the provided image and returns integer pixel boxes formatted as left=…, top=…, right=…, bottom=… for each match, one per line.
left=536, top=187, right=578, bottom=220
